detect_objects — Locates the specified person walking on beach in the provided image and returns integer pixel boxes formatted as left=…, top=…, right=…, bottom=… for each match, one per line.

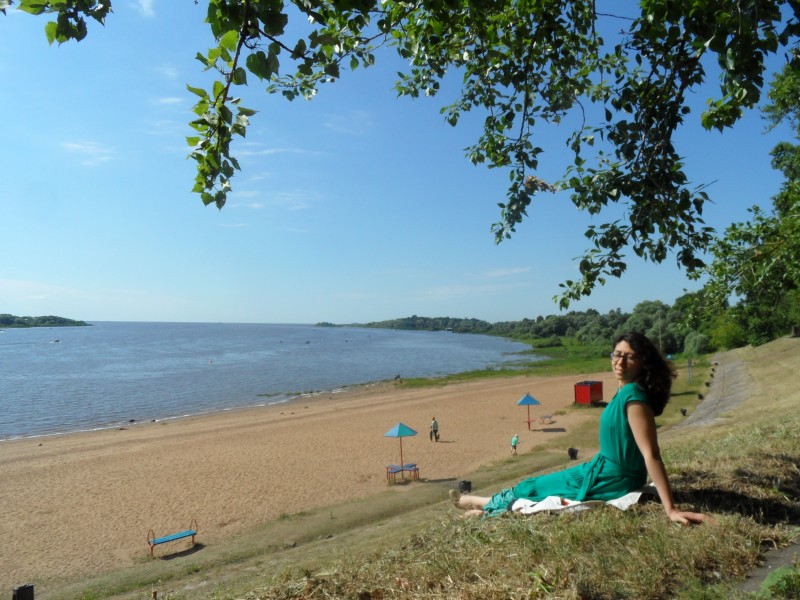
left=449, top=332, right=713, bottom=525
left=430, top=417, right=439, bottom=442
left=511, top=434, right=519, bottom=455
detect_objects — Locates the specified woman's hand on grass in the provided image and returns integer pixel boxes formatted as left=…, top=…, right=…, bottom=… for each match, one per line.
left=667, top=509, right=715, bottom=525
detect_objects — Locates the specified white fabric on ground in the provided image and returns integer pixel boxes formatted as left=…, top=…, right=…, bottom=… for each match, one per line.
left=510, top=484, right=658, bottom=515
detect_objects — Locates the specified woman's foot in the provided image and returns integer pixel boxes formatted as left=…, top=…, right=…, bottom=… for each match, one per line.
left=450, top=492, right=490, bottom=513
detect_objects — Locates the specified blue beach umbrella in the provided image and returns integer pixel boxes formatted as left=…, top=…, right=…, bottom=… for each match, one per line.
left=384, top=422, right=417, bottom=471
left=517, top=393, right=541, bottom=430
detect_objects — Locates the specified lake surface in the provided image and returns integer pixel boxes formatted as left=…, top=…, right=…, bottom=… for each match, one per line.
left=0, top=322, right=534, bottom=439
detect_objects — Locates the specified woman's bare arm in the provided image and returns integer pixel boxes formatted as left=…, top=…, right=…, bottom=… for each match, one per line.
left=627, top=402, right=712, bottom=525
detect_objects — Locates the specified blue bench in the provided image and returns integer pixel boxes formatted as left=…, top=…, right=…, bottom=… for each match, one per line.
left=386, top=463, right=419, bottom=482
left=147, top=518, right=198, bottom=557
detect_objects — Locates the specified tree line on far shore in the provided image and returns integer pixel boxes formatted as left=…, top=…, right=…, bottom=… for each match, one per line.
left=0, top=314, right=89, bottom=328
left=351, top=289, right=797, bottom=358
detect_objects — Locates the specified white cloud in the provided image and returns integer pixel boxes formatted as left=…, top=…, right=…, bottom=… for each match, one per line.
left=154, top=65, right=179, bottom=80
left=234, top=190, right=263, bottom=199
left=484, top=267, right=532, bottom=278
left=266, top=190, right=321, bottom=211
left=154, top=96, right=184, bottom=105
left=246, top=171, right=272, bottom=182
left=324, top=110, right=374, bottom=135
left=236, top=146, right=319, bottom=158
left=135, top=0, right=155, bottom=18
left=231, top=189, right=323, bottom=211
left=60, top=141, right=114, bottom=166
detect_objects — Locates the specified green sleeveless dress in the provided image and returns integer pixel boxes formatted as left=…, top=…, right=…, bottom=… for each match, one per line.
left=483, top=382, right=650, bottom=516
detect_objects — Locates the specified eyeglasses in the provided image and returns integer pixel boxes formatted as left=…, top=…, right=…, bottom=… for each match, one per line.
left=610, top=352, right=637, bottom=362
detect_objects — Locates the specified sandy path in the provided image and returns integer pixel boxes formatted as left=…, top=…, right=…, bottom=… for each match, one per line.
left=1, top=371, right=616, bottom=589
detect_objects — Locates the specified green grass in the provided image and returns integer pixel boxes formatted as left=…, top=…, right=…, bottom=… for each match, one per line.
left=396, top=337, right=612, bottom=388
left=244, top=410, right=800, bottom=600
left=756, top=565, right=800, bottom=599
left=44, top=338, right=800, bottom=600
left=397, top=337, right=704, bottom=393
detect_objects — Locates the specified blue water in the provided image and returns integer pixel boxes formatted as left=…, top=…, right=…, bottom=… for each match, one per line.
left=0, top=322, right=533, bottom=440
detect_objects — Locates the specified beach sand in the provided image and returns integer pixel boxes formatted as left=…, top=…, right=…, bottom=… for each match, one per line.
left=1, top=371, right=616, bottom=590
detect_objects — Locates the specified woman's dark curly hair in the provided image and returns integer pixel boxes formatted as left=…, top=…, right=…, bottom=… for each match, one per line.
left=614, top=331, right=676, bottom=416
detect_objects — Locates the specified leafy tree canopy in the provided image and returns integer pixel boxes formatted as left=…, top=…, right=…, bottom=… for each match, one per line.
left=5, top=0, right=800, bottom=306
left=696, top=62, right=800, bottom=345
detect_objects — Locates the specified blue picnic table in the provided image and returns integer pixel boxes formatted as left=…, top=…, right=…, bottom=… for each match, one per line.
left=386, top=463, right=419, bottom=482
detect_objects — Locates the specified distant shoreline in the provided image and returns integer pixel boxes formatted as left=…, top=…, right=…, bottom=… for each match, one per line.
left=0, top=314, right=89, bottom=328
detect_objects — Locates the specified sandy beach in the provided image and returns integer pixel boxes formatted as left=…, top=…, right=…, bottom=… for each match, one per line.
left=1, top=371, right=615, bottom=590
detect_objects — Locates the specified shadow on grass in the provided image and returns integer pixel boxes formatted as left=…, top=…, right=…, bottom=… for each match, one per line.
left=675, top=459, right=800, bottom=525
left=387, top=478, right=416, bottom=486
left=420, top=477, right=459, bottom=484
left=155, top=542, right=206, bottom=561
left=678, top=487, right=800, bottom=525
left=671, top=390, right=698, bottom=398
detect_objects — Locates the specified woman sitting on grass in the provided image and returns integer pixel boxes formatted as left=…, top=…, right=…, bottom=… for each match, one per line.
left=450, top=332, right=711, bottom=525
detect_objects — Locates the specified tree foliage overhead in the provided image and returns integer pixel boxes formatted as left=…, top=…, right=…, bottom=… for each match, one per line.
left=5, top=0, right=800, bottom=306
left=695, top=63, right=800, bottom=346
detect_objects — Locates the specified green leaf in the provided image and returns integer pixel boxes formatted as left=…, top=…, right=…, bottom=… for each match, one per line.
left=324, top=62, right=340, bottom=78
left=291, top=39, right=307, bottom=60
left=232, top=67, right=247, bottom=85
left=267, top=49, right=280, bottom=77
left=17, top=1, right=48, bottom=15
left=725, top=47, right=736, bottom=71
left=212, top=79, right=225, bottom=100
left=195, top=52, right=211, bottom=68
left=44, top=21, right=57, bottom=45
left=262, top=11, right=289, bottom=35
left=246, top=51, right=272, bottom=80
left=219, top=29, right=239, bottom=53
left=186, top=84, right=209, bottom=100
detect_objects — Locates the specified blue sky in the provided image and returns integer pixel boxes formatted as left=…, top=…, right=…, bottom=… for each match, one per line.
left=1, top=2, right=792, bottom=324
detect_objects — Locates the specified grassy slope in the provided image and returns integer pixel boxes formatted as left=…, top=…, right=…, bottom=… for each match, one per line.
left=52, top=339, right=800, bottom=600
